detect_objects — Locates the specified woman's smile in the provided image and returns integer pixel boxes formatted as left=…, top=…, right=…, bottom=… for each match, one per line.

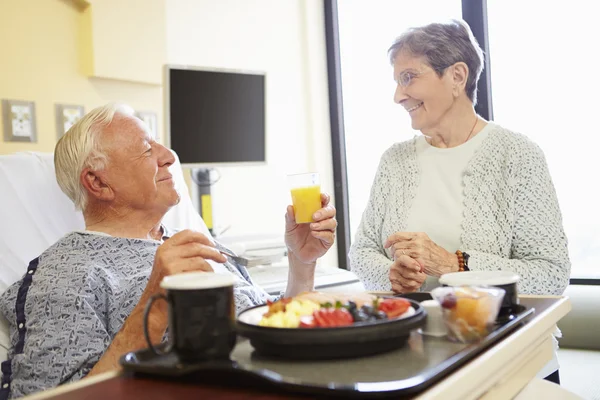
left=406, top=102, right=424, bottom=113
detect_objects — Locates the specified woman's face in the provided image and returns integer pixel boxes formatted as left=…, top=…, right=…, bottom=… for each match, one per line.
left=392, top=51, right=455, bottom=131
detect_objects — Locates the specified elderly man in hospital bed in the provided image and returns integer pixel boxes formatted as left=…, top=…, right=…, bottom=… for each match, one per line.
left=0, top=103, right=337, bottom=398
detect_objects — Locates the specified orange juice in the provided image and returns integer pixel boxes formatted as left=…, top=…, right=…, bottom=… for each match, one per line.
left=290, top=185, right=321, bottom=224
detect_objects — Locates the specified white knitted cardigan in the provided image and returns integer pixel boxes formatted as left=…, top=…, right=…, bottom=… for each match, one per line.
left=349, top=124, right=571, bottom=295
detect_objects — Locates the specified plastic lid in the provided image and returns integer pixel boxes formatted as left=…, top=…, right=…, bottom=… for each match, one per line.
left=439, top=271, right=519, bottom=286
left=160, top=271, right=237, bottom=290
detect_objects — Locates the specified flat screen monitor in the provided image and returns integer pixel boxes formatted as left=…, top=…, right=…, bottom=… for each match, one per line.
left=165, top=65, right=266, bottom=167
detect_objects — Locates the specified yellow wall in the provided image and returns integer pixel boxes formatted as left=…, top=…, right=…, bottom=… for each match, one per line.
left=0, top=0, right=163, bottom=155
left=84, top=0, right=166, bottom=85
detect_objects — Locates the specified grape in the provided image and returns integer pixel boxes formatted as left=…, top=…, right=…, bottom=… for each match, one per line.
left=441, top=293, right=458, bottom=309
left=354, top=311, right=369, bottom=322
left=349, top=308, right=361, bottom=322
left=347, top=301, right=357, bottom=311
left=374, top=311, right=388, bottom=320
left=361, top=304, right=374, bottom=315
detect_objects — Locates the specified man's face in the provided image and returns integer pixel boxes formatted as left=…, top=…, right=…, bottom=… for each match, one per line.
left=98, top=113, right=180, bottom=214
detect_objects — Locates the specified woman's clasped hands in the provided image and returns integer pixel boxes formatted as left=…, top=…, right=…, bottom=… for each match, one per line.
left=385, top=232, right=459, bottom=293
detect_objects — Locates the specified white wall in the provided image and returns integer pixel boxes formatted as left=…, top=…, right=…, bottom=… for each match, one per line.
left=165, top=0, right=338, bottom=268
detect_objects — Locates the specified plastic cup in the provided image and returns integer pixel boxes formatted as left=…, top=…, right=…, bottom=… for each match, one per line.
left=287, top=172, right=321, bottom=224
left=431, top=286, right=505, bottom=343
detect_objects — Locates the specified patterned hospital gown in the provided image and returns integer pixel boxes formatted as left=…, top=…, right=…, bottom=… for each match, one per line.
left=0, top=231, right=271, bottom=398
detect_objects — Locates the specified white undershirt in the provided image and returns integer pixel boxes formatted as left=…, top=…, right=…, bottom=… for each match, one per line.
left=405, top=123, right=492, bottom=291
left=405, top=122, right=559, bottom=376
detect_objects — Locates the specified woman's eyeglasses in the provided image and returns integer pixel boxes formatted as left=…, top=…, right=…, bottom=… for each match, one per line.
left=396, top=66, right=450, bottom=87
left=396, top=69, right=432, bottom=87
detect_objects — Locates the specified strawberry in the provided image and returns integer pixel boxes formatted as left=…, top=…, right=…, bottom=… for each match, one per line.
left=312, top=308, right=353, bottom=327
left=378, top=298, right=411, bottom=318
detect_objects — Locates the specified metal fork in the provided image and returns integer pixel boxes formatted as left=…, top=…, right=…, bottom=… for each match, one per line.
left=219, top=250, right=249, bottom=267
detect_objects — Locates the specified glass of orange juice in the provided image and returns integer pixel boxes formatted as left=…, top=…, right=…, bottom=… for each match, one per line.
left=288, top=172, right=321, bottom=224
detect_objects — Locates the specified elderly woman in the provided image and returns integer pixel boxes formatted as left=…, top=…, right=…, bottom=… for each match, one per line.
left=348, top=20, right=569, bottom=383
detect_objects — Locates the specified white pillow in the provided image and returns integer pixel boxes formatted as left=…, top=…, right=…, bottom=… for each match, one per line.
left=0, top=152, right=85, bottom=292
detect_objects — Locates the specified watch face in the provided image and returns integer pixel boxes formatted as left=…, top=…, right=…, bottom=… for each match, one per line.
left=463, top=252, right=470, bottom=269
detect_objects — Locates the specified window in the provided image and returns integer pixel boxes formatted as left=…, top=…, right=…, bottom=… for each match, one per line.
left=487, top=0, right=598, bottom=278
left=337, top=0, right=463, bottom=242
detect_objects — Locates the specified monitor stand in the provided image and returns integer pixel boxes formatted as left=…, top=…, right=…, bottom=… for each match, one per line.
left=191, top=168, right=215, bottom=236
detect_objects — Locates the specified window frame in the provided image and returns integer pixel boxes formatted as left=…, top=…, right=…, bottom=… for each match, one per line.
left=324, top=0, right=351, bottom=270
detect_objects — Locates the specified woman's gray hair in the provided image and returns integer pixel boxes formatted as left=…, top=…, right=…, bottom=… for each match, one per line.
left=388, top=19, right=484, bottom=104
left=54, top=103, right=134, bottom=211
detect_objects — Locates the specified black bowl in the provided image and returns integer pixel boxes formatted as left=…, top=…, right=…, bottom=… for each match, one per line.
left=495, top=282, right=519, bottom=315
left=395, top=292, right=433, bottom=303
left=236, top=299, right=426, bottom=360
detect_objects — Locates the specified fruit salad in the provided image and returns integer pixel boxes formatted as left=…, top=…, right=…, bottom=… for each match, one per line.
left=431, top=286, right=505, bottom=343
left=259, top=296, right=412, bottom=328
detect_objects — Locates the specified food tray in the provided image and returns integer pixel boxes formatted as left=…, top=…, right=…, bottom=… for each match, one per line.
left=121, top=293, right=538, bottom=398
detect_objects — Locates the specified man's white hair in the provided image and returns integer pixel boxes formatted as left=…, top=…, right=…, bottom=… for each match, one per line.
left=54, top=103, right=135, bottom=211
